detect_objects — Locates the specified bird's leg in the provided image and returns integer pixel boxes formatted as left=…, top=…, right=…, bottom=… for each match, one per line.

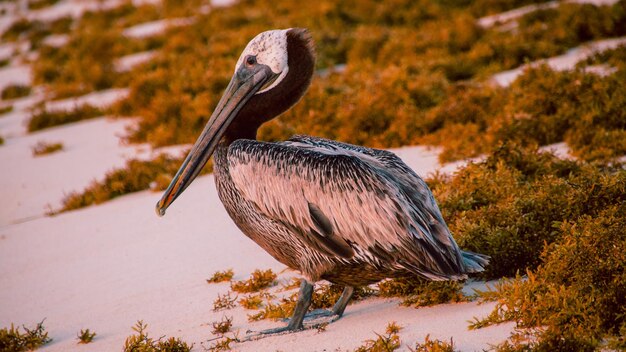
left=243, top=280, right=313, bottom=340
left=331, top=285, right=354, bottom=317
left=243, top=284, right=354, bottom=341
left=286, top=280, right=314, bottom=330
left=303, top=285, right=355, bottom=321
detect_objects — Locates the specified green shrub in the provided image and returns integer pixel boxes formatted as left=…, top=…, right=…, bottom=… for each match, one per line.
left=1, top=18, right=61, bottom=49
left=419, top=65, right=626, bottom=163
left=471, top=204, right=626, bottom=350
left=0, top=320, right=52, bottom=351
left=48, top=16, right=73, bottom=34
left=60, top=153, right=212, bottom=212
left=113, top=1, right=458, bottom=147
left=2, top=18, right=35, bottom=41
left=31, top=2, right=163, bottom=99
left=495, top=66, right=626, bottom=163
left=28, top=105, right=104, bottom=131
left=580, top=45, right=626, bottom=71
left=417, top=83, right=503, bottom=161
left=463, top=1, right=626, bottom=77
left=259, top=65, right=448, bottom=149
left=467, top=0, right=553, bottom=17
left=82, top=2, right=160, bottom=29
left=431, top=143, right=626, bottom=279
left=33, top=31, right=129, bottom=98
left=44, top=0, right=615, bottom=156
left=107, top=0, right=626, bottom=162
left=2, top=84, right=32, bottom=100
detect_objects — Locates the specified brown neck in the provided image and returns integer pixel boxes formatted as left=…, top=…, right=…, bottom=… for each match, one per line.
left=223, top=28, right=316, bottom=143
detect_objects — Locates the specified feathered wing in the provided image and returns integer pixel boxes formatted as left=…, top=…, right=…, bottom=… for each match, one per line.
left=285, top=136, right=490, bottom=273
left=227, top=136, right=487, bottom=280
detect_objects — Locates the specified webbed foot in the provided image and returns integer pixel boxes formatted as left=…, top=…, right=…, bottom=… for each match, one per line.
left=241, top=284, right=354, bottom=341
left=241, top=325, right=301, bottom=341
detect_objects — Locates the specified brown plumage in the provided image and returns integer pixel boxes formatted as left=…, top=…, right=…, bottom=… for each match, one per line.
left=157, top=28, right=489, bottom=333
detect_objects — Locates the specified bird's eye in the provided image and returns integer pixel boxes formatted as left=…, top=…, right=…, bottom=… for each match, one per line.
left=245, top=55, right=257, bottom=66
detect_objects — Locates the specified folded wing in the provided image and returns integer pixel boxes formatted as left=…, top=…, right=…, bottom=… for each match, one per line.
left=227, top=136, right=472, bottom=280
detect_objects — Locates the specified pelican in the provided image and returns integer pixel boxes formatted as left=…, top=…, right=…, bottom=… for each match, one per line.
left=156, top=28, right=489, bottom=334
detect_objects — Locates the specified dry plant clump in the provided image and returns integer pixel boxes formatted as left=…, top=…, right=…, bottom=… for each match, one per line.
left=377, top=278, right=467, bottom=307
left=2, top=16, right=72, bottom=50
left=76, top=329, right=96, bottom=344
left=0, top=105, right=13, bottom=115
left=311, top=284, right=374, bottom=310
left=280, top=277, right=303, bottom=291
left=213, top=292, right=237, bottom=312
left=579, top=45, right=626, bottom=72
left=1, top=84, right=31, bottom=100
left=211, top=316, right=233, bottom=336
left=122, top=320, right=192, bottom=352
left=238, top=292, right=268, bottom=310
left=354, top=322, right=402, bottom=352
left=207, top=269, right=234, bottom=283
left=28, top=105, right=104, bottom=132
left=28, top=0, right=59, bottom=10
left=410, top=334, right=457, bottom=352
left=247, top=297, right=296, bottom=322
left=59, top=154, right=212, bottom=213
left=0, top=320, right=52, bottom=351
left=316, top=322, right=329, bottom=333
left=32, top=141, right=63, bottom=156
left=230, top=269, right=277, bottom=293
left=206, top=335, right=237, bottom=352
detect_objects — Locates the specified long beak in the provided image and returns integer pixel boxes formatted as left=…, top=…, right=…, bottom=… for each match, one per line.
left=156, top=65, right=276, bottom=216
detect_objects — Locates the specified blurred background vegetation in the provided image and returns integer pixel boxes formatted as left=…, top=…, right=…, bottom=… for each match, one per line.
left=2, top=0, right=626, bottom=350
left=6, top=0, right=624, bottom=162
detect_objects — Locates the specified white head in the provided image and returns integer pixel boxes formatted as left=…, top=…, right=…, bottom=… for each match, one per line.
left=156, top=28, right=316, bottom=216
left=235, top=29, right=290, bottom=94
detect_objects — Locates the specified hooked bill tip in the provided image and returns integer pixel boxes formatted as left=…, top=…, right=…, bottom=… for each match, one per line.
left=155, top=202, right=166, bottom=217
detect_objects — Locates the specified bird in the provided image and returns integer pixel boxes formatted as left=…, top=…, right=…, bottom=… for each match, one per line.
left=156, top=28, right=489, bottom=335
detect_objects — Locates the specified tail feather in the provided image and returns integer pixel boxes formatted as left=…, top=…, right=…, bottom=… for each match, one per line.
left=462, top=250, right=490, bottom=273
